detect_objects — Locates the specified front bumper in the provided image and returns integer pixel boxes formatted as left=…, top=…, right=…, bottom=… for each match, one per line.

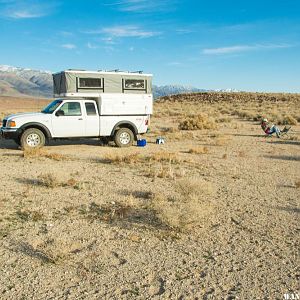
left=0, top=127, right=19, bottom=140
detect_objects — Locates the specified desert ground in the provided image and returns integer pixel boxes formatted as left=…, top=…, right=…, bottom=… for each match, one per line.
left=0, top=93, right=299, bottom=300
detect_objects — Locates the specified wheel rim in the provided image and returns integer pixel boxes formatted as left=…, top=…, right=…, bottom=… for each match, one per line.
left=119, top=132, right=131, bottom=145
left=26, top=133, right=41, bottom=147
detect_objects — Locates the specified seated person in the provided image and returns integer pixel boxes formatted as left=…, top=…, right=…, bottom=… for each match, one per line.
left=261, top=118, right=290, bottom=138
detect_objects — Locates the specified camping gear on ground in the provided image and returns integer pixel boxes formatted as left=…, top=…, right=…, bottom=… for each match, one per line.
left=156, top=137, right=165, bottom=144
left=137, top=139, right=147, bottom=147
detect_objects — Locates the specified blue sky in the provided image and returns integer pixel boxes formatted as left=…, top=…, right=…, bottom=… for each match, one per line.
left=0, top=0, right=299, bottom=92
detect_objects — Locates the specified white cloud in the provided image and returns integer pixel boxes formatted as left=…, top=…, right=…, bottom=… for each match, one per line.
left=106, top=0, right=173, bottom=13
left=167, top=61, right=182, bottom=66
left=87, top=42, right=98, bottom=49
left=86, top=25, right=160, bottom=38
left=62, top=44, right=76, bottom=49
left=203, top=44, right=291, bottom=55
left=102, top=37, right=115, bottom=44
left=0, top=0, right=58, bottom=19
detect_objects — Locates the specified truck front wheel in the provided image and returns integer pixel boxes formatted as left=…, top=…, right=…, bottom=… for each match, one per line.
left=114, top=128, right=134, bottom=147
left=21, top=128, right=46, bottom=149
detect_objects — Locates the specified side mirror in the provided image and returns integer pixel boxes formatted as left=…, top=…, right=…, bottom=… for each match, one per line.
left=55, top=110, right=65, bottom=117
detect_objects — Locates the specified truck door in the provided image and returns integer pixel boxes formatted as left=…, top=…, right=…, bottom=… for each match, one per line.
left=52, top=101, right=85, bottom=137
left=84, top=101, right=99, bottom=136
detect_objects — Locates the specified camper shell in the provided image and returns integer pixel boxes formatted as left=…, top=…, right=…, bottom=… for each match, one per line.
left=53, top=69, right=152, bottom=96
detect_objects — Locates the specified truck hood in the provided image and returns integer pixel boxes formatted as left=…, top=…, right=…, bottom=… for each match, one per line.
left=5, top=112, right=48, bottom=120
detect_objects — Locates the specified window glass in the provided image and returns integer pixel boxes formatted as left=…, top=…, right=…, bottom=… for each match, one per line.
left=60, top=102, right=81, bottom=116
left=41, top=100, right=62, bottom=114
left=85, top=103, right=97, bottom=115
left=124, top=79, right=145, bottom=89
left=79, top=78, right=102, bottom=88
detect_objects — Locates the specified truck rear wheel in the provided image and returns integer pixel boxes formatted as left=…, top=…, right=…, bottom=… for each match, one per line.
left=114, top=128, right=134, bottom=147
left=21, top=128, right=45, bottom=149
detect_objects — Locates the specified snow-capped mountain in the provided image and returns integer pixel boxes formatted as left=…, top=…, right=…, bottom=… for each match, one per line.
left=0, top=65, right=239, bottom=99
left=153, top=84, right=209, bottom=98
left=0, top=65, right=52, bottom=97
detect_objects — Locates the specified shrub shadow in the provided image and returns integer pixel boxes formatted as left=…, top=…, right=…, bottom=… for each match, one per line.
left=267, top=140, right=300, bottom=146
left=264, top=155, right=300, bottom=161
left=7, top=240, right=55, bottom=264
left=275, top=206, right=300, bottom=214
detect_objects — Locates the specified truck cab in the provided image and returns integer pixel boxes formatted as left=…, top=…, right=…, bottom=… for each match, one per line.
left=1, top=69, right=153, bottom=148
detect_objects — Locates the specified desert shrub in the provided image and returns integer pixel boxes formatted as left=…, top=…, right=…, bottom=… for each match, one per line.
left=217, top=117, right=232, bottom=123
left=150, top=152, right=180, bottom=164
left=37, top=173, right=60, bottom=188
left=179, top=114, right=217, bottom=130
left=213, top=135, right=230, bottom=146
left=15, top=210, right=45, bottom=222
left=188, top=146, right=209, bottom=154
left=103, top=153, right=140, bottom=164
left=63, top=178, right=85, bottom=190
left=280, top=115, right=297, bottom=125
left=23, top=148, right=68, bottom=161
left=295, top=180, right=300, bottom=189
left=151, top=178, right=214, bottom=231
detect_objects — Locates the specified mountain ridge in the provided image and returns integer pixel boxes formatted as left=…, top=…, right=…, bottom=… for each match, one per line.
left=0, top=65, right=238, bottom=99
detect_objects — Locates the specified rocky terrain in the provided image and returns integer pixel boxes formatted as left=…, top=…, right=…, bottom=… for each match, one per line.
left=0, top=93, right=299, bottom=299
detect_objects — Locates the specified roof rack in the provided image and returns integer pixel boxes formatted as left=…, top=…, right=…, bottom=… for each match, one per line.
left=67, top=69, right=144, bottom=74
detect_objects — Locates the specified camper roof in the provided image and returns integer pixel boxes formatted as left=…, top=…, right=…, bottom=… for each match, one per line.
left=53, top=69, right=153, bottom=77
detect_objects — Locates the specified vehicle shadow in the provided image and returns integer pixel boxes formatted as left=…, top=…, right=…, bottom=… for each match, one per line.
left=0, top=137, right=106, bottom=149
left=0, top=138, right=19, bottom=150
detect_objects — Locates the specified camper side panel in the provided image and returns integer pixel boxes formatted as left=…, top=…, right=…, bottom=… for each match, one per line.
left=97, top=94, right=153, bottom=115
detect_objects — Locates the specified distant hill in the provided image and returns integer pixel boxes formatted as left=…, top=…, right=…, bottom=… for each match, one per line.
left=0, top=65, right=239, bottom=99
left=152, top=85, right=209, bottom=98
left=0, top=65, right=52, bottom=98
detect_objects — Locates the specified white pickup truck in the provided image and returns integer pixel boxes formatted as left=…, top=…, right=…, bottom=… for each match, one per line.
left=0, top=70, right=153, bottom=148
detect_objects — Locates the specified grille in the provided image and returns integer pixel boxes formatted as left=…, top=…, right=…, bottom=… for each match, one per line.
left=2, top=119, right=7, bottom=127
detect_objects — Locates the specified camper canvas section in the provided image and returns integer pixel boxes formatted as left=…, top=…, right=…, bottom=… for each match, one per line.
left=53, top=70, right=152, bottom=96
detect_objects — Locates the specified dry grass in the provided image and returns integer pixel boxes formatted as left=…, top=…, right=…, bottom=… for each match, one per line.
left=295, top=180, right=300, bottom=189
left=238, top=151, right=247, bottom=158
left=150, top=178, right=215, bottom=231
left=179, top=114, right=217, bottom=131
left=149, top=151, right=180, bottom=164
left=214, top=135, right=230, bottom=146
left=23, top=148, right=69, bottom=161
left=188, top=146, right=209, bottom=154
left=37, top=173, right=60, bottom=188
left=103, top=153, right=141, bottom=164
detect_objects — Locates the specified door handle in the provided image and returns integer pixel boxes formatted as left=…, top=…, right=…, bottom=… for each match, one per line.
left=78, top=118, right=83, bottom=120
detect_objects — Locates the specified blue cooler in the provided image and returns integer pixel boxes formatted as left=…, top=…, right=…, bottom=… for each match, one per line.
left=137, top=139, right=147, bottom=147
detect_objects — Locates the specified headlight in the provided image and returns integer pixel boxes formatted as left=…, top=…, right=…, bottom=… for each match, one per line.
left=7, top=120, right=16, bottom=127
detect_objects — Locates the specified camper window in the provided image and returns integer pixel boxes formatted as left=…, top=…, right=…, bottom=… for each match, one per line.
left=79, top=78, right=103, bottom=88
left=124, top=79, right=145, bottom=90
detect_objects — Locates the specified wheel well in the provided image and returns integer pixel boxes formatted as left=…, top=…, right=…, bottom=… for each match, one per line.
left=20, top=124, right=51, bottom=140
left=112, top=122, right=138, bottom=140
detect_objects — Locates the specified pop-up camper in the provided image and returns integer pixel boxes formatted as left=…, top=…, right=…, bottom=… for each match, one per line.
left=1, top=69, right=153, bottom=148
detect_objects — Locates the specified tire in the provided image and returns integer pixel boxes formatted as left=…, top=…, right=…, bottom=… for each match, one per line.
left=114, top=128, right=134, bottom=147
left=20, top=128, right=46, bottom=149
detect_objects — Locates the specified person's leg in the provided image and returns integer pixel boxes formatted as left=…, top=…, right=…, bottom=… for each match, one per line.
left=273, top=126, right=281, bottom=138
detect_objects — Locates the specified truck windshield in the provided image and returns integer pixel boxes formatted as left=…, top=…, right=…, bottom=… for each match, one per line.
left=41, top=100, right=63, bottom=114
